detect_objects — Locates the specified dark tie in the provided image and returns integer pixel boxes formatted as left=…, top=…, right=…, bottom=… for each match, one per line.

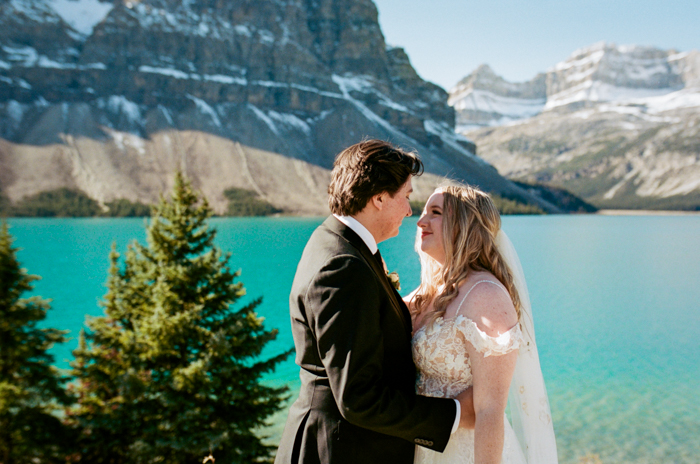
left=373, top=249, right=385, bottom=271
left=375, top=249, right=410, bottom=330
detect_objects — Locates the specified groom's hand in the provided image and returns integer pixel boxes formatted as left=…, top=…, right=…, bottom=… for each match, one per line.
left=456, top=387, right=475, bottom=429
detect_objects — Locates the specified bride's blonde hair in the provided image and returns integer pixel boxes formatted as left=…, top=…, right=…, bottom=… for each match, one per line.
left=411, top=185, right=521, bottom=326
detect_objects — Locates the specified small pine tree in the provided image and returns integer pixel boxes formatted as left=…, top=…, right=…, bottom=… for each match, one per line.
left=0, top=222, right=73, bottom=464
left=69, top=173, right=291, bottom=464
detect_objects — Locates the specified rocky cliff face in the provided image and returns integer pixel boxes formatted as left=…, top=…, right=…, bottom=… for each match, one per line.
left=450, top=43, right=700, bottom=210
left=1, top=0, right=554, bottom=214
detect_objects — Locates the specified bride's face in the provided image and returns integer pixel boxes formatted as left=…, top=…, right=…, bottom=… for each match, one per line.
left=417, top=192, right=445, bottom=264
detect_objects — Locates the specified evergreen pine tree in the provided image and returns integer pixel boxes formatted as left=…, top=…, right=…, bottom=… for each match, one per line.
left=0, top=222, right=73, bottom=464
left=70, top=173, right=291, bottom=464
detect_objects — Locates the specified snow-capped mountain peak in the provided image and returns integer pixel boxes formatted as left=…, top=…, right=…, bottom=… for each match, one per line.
left=450, top=42, right=700, bottom=131
left=453, top=42, right=700, bottom=211
left=448, top=64, right=546, bottom=132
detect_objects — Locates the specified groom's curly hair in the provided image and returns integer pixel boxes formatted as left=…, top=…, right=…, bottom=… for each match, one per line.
left=328, top=139, right=423, bottom=216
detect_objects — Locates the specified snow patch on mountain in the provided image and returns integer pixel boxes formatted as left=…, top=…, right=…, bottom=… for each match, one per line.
left=2, top=45, right=39, bottom=65
left=1, top=76, right=32, bottom=89
left=424, top=120, right=481, bottom=162
left=234, top=25, right=252, bottom=37
left=332, top=74, right=410, bottom=139
left=9, top=0, right=61, bottom=24
left=247, top=104, right=280, bottom=136
left=138, top=66, right=248, bottom=85
left=552, top=46, right=606, bottom=72
left=204, top=74, right=246, bottom=85
left=157, top=105, right=174, bottom=125
left=139, top=66, right=192, bottom=80
left=545, top=81, right=677, bottom=109
left=450, top=89, right=545, bottom=131
left=187, top=95, right=221, bottom=127
left=48, top=0, right=113, bottom=36
left=6, top=100, right=26, bottom=129
left=643, top=88, right=700, bottom=112
left=98, top=96, right=142, bottom=125
left=124, top=2, right=280, bottom=45
left=106, top=129, right=146, bottom=155
left=268, top=111, right=312, bottom=136
left=2, top=44, right=105, bottom=70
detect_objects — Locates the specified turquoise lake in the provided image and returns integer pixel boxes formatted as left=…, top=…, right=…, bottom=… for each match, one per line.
left=6, top=215, right=700, bottom=464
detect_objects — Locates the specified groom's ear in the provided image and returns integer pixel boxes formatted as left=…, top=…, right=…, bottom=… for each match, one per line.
left=370, top=193, right=385, bottom=211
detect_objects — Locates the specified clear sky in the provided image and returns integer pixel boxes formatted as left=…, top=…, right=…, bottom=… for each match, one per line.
left=372, top=0, right=700, bottom=91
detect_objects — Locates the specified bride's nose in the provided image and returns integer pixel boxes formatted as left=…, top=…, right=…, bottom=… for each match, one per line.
left=417, top=215, right=428, bottom=228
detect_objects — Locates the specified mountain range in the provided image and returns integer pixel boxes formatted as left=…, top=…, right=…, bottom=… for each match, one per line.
left=450, top=42, right=700, bottom=210
left=1, top=0, right=566, bottom=215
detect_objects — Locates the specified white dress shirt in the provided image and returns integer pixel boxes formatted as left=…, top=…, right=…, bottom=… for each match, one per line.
left=333, top=215, right=461, bottom=435
left=334, top=215, right=378, bottom=254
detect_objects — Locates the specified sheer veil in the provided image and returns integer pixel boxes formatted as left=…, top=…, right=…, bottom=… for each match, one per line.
left=495, top=230, right=558, bottom=464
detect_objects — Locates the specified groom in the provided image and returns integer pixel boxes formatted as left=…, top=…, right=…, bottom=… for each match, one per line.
left=275, top=140, right=474, bottom=464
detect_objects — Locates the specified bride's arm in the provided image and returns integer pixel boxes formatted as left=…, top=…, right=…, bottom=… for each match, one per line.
left=460, top=283, right=519, bottom=464
left=470, top=348, right=517, bottom=464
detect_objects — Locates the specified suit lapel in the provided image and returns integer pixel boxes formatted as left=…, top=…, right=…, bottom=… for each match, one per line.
left=391, top=287, right=413, bottom=333
left=324, top=217, right=412, bottom=335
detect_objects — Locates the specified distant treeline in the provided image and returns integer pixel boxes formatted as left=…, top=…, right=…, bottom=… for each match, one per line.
left=0, top=188, right=152, bottom=217
left=411, top=195, right=545, bottom=216
left=223, top=187, right=282, bottom=216
left=593, top=192, right=700, bottom=211
left=409, top=182, right=598, bottom=216
left=2, top=182, right=602, bottom=218
left=512, top=181, right=598, bottom=213
left=0, top=187, right=283, bottom=218
left=491, top=195, right=546, bottom=215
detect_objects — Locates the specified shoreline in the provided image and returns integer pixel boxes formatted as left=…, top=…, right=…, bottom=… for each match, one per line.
left=4, top=209, right=700, bottom=219
left=596, top=209, right=700, bottom=216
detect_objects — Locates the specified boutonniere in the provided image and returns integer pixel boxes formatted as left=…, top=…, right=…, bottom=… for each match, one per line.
left=386, top=270, right=401, bottom=291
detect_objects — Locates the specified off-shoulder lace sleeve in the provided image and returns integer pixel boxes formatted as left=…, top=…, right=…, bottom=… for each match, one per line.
left=453, top=315, right=522, bottom=357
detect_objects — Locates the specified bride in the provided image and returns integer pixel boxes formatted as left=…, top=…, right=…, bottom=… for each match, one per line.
left=407, top=186, right=558, bottom=464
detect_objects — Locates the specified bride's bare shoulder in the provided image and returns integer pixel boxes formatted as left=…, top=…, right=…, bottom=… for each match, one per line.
left=454, top=272, right=518, bottom=336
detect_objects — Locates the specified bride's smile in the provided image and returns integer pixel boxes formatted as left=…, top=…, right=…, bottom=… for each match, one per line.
left=417, top=192, right=445, bottom=264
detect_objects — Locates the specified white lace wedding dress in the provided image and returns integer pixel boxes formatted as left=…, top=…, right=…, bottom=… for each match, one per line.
left=412, top=280, right=527, bottom=464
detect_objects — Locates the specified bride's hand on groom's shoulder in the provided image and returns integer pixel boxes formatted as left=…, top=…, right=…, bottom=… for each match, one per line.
left=456, top=387, right=476, bottom=429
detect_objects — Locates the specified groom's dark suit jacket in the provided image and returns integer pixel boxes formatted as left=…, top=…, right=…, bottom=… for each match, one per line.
left=275, top=216, right=455, bottom=464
